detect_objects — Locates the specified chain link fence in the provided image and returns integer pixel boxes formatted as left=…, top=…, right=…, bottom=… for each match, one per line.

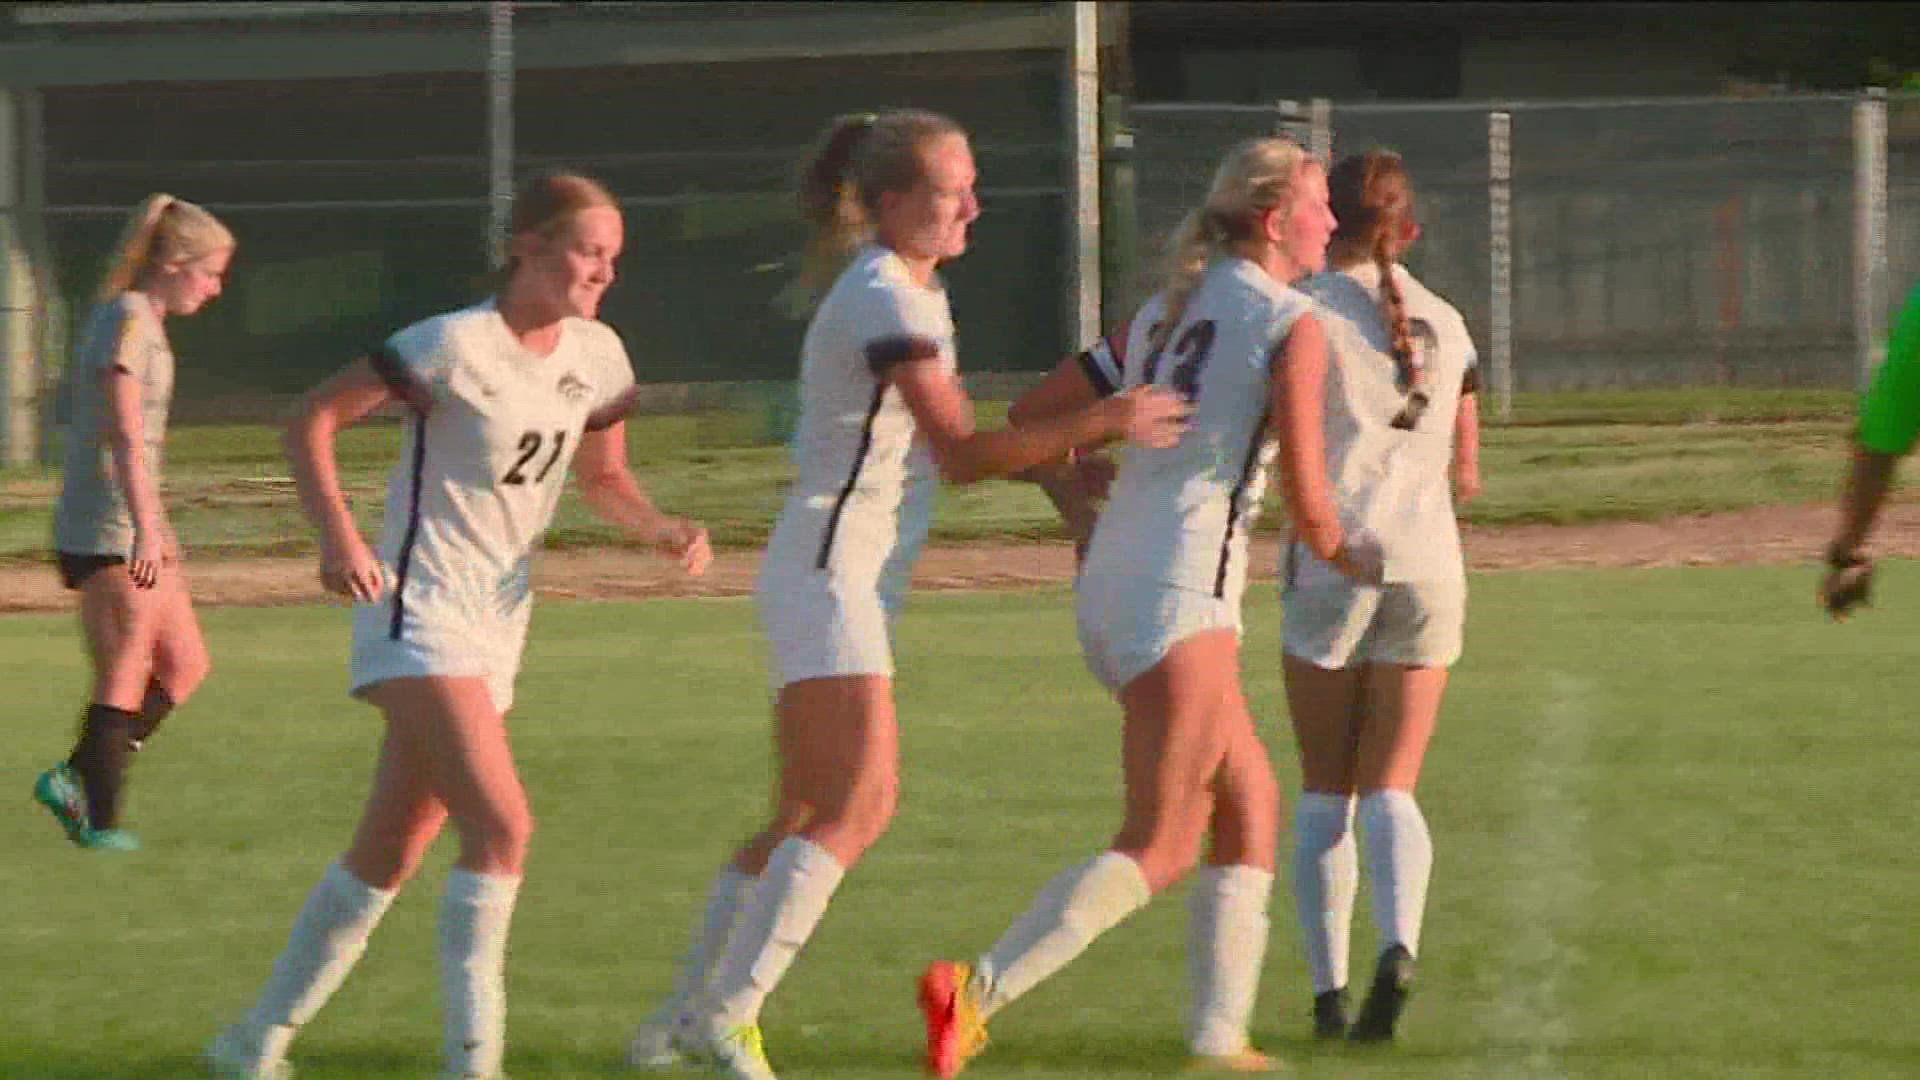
left=16, top=5, right=1074, bottom=434
left=1129, top=92, right=1914, bottom=413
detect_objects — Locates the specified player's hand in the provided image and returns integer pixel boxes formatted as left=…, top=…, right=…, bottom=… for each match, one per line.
left=1332, top=530, right=1386, bottom=586
left=1453, top=460, right=1483, bottom=503
left=656, top=518, right=712, bottom=577
left=1109, top=386, right=1190, bottom=449
left=319, top=530, right=387, bottom=603
left=128, top=526, right=163, bottom=590
left=1820, top=557, right=1874, bottom=621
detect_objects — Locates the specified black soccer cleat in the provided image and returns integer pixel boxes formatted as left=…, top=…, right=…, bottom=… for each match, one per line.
left=1311, top=988, right=1350, bottom=1040
left=1347, top=944, right=1415, bottom=1044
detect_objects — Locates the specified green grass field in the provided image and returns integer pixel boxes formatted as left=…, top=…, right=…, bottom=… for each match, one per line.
left=5, top=565, right=1919, bottom=1078
left=0, top=389, right=1881, bottom=563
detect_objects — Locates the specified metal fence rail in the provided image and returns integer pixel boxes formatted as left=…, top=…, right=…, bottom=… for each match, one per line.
left=1129, top=92, right=1913, bottom=416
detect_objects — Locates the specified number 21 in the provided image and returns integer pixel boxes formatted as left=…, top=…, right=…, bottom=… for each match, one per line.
left=502, top=429, right=567, bottom=485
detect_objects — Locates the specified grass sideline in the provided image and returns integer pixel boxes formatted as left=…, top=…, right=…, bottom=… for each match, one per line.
left=3, top=566, right=1918, bottom=1078
left=0, top=389, right=1870, bottom=562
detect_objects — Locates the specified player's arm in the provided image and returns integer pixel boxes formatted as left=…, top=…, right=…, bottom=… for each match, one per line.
left=1822, top=287, right=1920, bottom=617
left=283, top=358, right=396, bottom=602
left=571, top=420, right=711, bottom=576
left=1006, top=344, right=1125, bottom=557
left=1270, top=313, right=1381, bottom=583
left=885, top=347, right=1185, bottom=487
left=1453, top=363, right=1483, bottom=503
left=101, top=340, right=167, bottom=589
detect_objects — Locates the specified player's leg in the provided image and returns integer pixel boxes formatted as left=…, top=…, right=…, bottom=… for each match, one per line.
left=1346, top=578, right=1461, bottom=1044
left=1186, top=675, right=1283, bottom=1071
left=924, top=631, right=1233, bottom=1078
left=40, top=562, right=161, bottom=846
left=131, top=561, right=211, bottom=750
left=1282, top=653, right=1368, bottom=1038
left=691, top=675, right=897, bottom=1079
left=209, top=703, right=446, bottom=1077
left=1281, top=576, right=1378, bottom=1039
left=366, top=675, right=530, bottom=1079
left=1346, top=661, right=1445, bottom=1044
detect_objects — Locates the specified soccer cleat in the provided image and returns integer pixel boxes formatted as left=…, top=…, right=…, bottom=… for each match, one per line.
left=33, top=763, right=89, bottom=846
left=918, top=961, right=989, bottom=1078
left=1311, top=988, right=1349, bottom=1040
left=206, top=1022, right=294, bottom=1079
left=626, top=1009, right=700, bottom=1070
left=1186, top=1048, right=1283, bottom=1073
left=79, top=827, right=140, bottom=852
left=1347, top=945, right=1415, bottom=1044
left=696, top=1023, right=776, bottom=1080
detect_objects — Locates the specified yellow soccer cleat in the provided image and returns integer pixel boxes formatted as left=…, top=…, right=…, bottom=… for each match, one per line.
left=917, top=961, right=989, bottom=1078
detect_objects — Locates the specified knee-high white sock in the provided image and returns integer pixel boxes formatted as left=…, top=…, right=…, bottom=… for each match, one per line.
left=654, top=866, right=756, bottom=1021
left=1186, top=864, right=1274, bottom=1057
left=1358, top=789, right=1432, bottom=957
left=245, top=860, right=398, bottom=1047
left=439, top=869, right=522, bottom=1078
left=1292, top=792, right=1358, bottom=994
left=975, top=851, right=1151, bottom=1018
left=705, top=838, right=845, bottom=1031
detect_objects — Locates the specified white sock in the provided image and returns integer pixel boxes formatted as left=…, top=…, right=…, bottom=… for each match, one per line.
left=1292, top=792, right=1358, bottom=994
left=1358, top=789, right=1432, bottom=957
left=245, top=861, right=398, bottom=1040
left=975, top=851, right=1151, bottom=1018
left=705, top=838, right=845, bottom=1031
left=1186, top=864, right=1274, bottom=1057
left=653, top=866, right=756, bottom=1023
left=439, top=869, right=523, bottom=1078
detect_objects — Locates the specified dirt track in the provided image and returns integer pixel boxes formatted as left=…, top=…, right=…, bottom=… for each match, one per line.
left=2, top=501, right=1904, bottom=615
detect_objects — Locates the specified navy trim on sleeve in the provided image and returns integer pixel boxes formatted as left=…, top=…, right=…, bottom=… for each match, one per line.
left=864, top=335, right=942, bottom=379
left=584, top=385, right=642, bottom=432
left=369, top=344, right=434, bottom=413
left=1075, top=337, right=1122, bottom=398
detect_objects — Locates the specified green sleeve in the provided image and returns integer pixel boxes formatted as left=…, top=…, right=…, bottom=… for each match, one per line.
left=1858, top=284, right=1920, bottom=456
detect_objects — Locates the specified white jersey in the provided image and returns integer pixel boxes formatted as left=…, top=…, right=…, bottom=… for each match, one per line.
left=1299, top=262, right=1478, bottom=584
left=368, top=300, right=639, bottom=639
left=1080, top=257, right=1314, bottom=600
left=763, top=244, right=953, bottom=587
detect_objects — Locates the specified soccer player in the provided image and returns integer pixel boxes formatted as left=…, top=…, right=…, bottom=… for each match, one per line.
left=915, top=135, right=1364, bottom=1077
left=206, top=172, right=712, bottom=1080
left=623, top=109, right=1188, bottom=1080
left=1282, top=149, right=1482, bottom=1043
left=33, top=194, right=233, bottom=852
left=1821, top=281, right=1920, bottom=618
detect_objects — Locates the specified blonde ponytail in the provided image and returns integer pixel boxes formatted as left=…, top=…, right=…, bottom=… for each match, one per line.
left=785, top=108, right=967, bottom=317
left=96, top=193, right=234, bottom=301
left=790, top=112, right=880, bottom=315
left=1153, top=206, right=1222, bottom=349
left=1151, top=137, right=1312, bottom=341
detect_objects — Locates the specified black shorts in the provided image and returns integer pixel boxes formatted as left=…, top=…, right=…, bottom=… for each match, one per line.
left=57, top=551, right=127, bottom=590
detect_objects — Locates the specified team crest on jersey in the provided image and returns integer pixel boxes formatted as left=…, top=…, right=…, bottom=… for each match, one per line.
left=556, top=372, right=591, bottom=402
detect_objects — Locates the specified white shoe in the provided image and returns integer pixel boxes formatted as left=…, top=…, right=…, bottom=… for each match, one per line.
left=695, top=1022, right=777, bottom=1080
left=627, top=1010, right=699, bottom=1070
left=206, top=1022, right=294, bottom=1080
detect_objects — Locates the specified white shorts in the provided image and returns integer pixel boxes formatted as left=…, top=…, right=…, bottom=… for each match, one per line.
left=1076, top=572, right=1242, bottom=695
left=756, top=565, right=905, bottom=690
left=350, top=588, right=531, bottom=715
left=1280, top=575, right=1465, bottom=670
